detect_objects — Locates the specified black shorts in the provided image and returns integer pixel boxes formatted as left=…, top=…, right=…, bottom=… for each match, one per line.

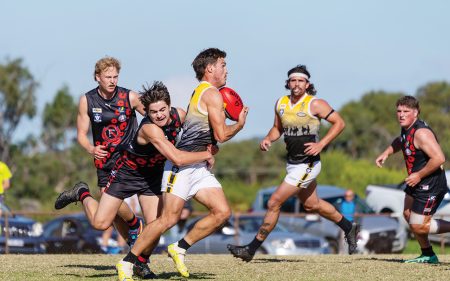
left=104, top=158, right=163, bottom=200
left=96, top=153, right=121, bottom=188
left=404, top=171, right=448, bottom=215
left=97, top=168, right=112, bottom=189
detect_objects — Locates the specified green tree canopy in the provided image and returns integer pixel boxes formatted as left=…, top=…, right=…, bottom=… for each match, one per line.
left=41, top=85, right=77, bottom=151
left=0, top=58, right=38, bottom=161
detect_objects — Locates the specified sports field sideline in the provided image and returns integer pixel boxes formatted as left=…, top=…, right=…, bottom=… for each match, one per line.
left=0, top=254, right=449, bottom=281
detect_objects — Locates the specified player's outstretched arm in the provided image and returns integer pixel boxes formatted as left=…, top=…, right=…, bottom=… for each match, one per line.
left=260, top=105, right=283, bottom=151
left=375, top=137, right=401, bottom=168
left=141, top=124, right=213, bottom=167
left=205, top=88, right=248, bottom=143
left=76, top=95, right=107, bottom=159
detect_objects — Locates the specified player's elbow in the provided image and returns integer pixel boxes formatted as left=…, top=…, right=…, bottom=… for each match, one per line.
left=338, top=119, right=346, bottom=130
left=438, top=154, right=446, bottom=166
left=214, top=133, right=227, bottom=143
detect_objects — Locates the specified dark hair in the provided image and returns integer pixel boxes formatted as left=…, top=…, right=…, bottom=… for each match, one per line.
left=396, top=95, right=420, bottom=113
left=192, top=48, right=227, bottom=81
left=139, top=81, right=171, bottom=112
left=284, top=64, right=317, bottom=95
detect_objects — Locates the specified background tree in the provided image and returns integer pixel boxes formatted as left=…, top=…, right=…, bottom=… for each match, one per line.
left=0, top=58, right=38, bottom=161
left=41, top=85, right=77, bottom=151
left=416, top=81, right=450, bottom=159
left=338, top=91, right=403, bottom=160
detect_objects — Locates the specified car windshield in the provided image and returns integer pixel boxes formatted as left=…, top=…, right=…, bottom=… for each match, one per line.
left=324, top=196, right=375, bottom=214
left=0, top=202, right=12, bottom=216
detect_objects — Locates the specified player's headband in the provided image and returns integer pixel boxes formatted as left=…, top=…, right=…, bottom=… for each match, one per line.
left=288, top=73, right=309, bottom=81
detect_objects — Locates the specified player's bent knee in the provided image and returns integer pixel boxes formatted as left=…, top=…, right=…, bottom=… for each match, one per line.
left=409, top=223, right=429, bottom=235
left=267, top=198, right=283, bottom=212
left=303, top=202, right=319, bottom=213
left=92, top=220, right=111, bottom=231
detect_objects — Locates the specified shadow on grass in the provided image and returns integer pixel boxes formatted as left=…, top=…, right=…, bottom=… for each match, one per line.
left=156, top=272, right=216, bottom=279
left=360, top=257, right=450, bottom=266
left=61, top=264, right=115, bottom=271
left=250, top=258, right=308, bottom=263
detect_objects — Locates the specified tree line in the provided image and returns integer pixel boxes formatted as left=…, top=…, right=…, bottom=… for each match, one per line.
left=1, top=57, right=448, bottom=211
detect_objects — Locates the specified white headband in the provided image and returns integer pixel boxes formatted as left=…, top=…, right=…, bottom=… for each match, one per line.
left=288, top=72, right=309, bottom=80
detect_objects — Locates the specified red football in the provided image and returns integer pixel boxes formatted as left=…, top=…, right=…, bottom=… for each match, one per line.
left=219, top=87, right=244, bottom=121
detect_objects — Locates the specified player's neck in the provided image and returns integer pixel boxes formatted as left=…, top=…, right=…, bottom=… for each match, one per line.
left=97, top=87, right=116, bottom=99
left=290, top=93, right=305, bottom=104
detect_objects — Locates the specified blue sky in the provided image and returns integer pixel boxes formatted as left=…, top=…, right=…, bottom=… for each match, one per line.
left=2, top=0, right=450, bottom=142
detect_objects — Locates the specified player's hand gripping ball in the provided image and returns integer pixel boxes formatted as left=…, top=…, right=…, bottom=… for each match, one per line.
left=219, top=87, right=243, bottom=121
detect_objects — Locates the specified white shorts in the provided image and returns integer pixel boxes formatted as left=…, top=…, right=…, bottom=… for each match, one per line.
left=284, top=161, right=321, bottom=188
left=161, top=161, right=222, bottom=200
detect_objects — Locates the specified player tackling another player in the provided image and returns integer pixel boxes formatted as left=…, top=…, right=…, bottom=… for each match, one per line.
left=228, top=64, right=359, bottom=261
left=376, top=96, right=450, bottom=264
left=115, top=48, right=248, bottom=280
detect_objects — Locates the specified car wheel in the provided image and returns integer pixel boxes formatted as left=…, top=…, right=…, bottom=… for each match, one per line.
left=326, top=238, right=339, bottom=254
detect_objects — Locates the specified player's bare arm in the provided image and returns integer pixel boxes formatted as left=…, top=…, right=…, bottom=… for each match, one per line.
left=260, top=104, right=283, bottom=151
left=405, top=128, right=446, bottom=187
left=76, top=95, right=107, bottom=159
left=375, top=137, right=401, bottom=168
left=129, top=90, right=146, bottom=116
left=140, top=124, right=214, bottom=167
left=204, top=88, right=248, bottom=143
left=305, top=98, right=345, bottom=156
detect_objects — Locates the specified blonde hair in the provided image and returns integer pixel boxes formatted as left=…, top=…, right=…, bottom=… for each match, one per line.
left=93, top=56, right=121, bottom=81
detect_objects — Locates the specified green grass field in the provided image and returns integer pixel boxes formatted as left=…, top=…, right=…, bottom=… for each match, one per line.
left=0, top=254, right=449, bottom=281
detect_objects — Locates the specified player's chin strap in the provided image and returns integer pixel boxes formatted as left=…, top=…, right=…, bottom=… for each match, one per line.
left=409, top=212, right=440, bottom=233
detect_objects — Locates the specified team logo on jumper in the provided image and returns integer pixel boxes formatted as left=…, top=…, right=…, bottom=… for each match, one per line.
left=405, top=148, right=411, bottom=156
left=279, top=109, right=285, bottom=117
left=93, top=113, right=102, bottom=123
left=118, top=114, right=126, bottom=122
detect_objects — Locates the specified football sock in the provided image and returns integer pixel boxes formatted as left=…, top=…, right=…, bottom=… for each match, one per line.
left=138, top=254, right=149, bottom=263
left=336, top=216, right=353, bottom=234
left=248, top=237, right=263, bottom=253
left=127, top=215, right=140, bottom=230
left=123, top=252, right=139, bottom=265
left=421, top=246, right=435, bottom=257
left=77, top=187, right=91, bottom=202
left=178, top=238, right=191, bottom=250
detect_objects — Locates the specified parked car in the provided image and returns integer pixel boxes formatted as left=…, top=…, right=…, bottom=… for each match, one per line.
left=162, top=214, right=330, bottom=255
left=0, top=202, right=44, bottom=254
left=365, top=170, right=450, bottom=245
left=40, top=213, right=121, bottom=254
left=250, top=185, right=405, bottom=254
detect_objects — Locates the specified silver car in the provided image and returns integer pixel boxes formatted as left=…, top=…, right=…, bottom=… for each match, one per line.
left=251, top=185, right=405, bottom=254
left=162, top=214, right=330, bottom=255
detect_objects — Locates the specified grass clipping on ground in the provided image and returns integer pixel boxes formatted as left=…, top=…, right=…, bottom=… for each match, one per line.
left=0, top=254, right=449, bottom=281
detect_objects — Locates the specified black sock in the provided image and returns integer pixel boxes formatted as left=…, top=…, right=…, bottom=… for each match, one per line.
left=178, top=238, right=191, bottom=250
left=248, top=237, right=263, bottom=253
left=77, top=187, right=91, bottom=202
left=421, top=246, right=435, bottom=257
left=123, top=252, right=139, bottom=265
left=137, top=254, right=149, bottom=264
left=127, top=215, right=140, bottom=230
left=336, top=216, right=353, bottom=234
